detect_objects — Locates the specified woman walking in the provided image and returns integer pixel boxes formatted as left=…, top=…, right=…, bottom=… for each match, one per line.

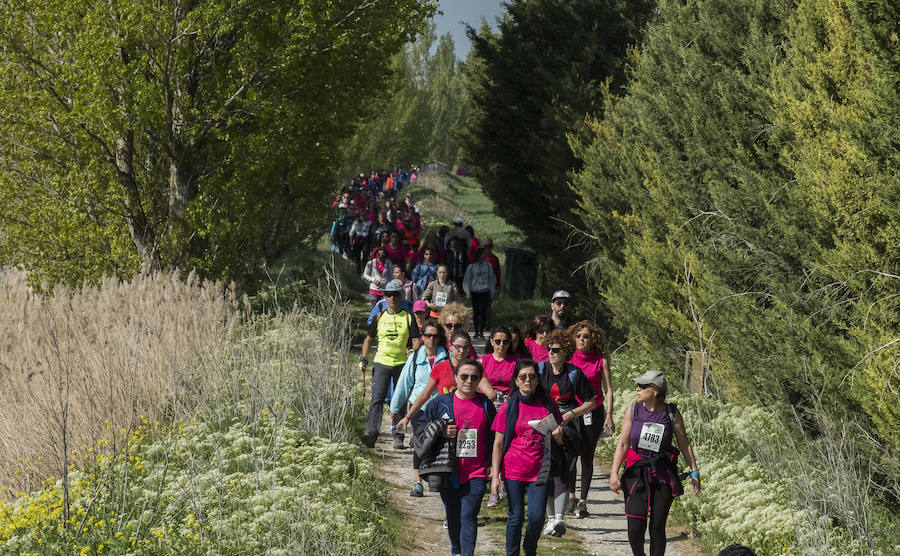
left=390, top=321, right=448, bottom=497
left=480, top=326, right=518, bottom=403
left=539, top=330, right=598, bottom=537
left=362, top=247, right=394, bottom=307
left=609, top=370, right=701, bottom=556
left=396, top=330, right=496, bottom=433
left=524, top=315, right=554, bottom=362
left=462, top=247, right=496, bottom=339
left=566, top=321, right=615, bottom=518
left=423, top=265, right=460, bottom=318
left=490, top=360, right=564, bottom=556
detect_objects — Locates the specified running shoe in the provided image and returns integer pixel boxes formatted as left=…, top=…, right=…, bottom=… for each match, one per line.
left=410, top=482, right=424, bottom=497
left=575, top=500, right=590, bottom=518
left=541, top=517, right=557, bottom=536
left=486, top=493, right=498, bottom=507
left=392, top=436, right=405, bottom=450
left=551, top=519, right=567, bottom=537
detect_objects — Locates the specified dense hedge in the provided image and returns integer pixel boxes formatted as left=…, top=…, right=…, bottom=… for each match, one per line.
left=573, top=0, right=899, bottom=476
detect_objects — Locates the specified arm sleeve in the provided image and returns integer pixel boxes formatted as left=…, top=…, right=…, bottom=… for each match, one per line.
left=390, top=352, right=417, bottom=414
left=491, top=403, right=508, bottom=432
left=487, top=265, right=496, bottom=297
left=462, top=265, right=473, bottom=294
left=422, top=281, right=434, bottom=301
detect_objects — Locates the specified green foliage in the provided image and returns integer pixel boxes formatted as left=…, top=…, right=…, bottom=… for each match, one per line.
left=461, top=0, right=655, bottom=298
left=341, top=23, right=468, bottom=172
left=0, top=0, right=437, bottom=286
left=572, top=0, right=899, bottom=486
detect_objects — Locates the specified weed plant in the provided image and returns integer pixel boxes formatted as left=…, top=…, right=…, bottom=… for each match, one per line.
left=0, top=263, right=384, bottom=554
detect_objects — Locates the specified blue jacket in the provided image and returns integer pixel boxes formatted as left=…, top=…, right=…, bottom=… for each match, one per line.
left=411, top=261, right=439, bottom=294
left=390, top=346, right=448, bottom=414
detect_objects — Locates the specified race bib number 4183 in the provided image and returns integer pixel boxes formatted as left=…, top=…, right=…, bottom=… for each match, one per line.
left=637, top=422, right=664, bottom=453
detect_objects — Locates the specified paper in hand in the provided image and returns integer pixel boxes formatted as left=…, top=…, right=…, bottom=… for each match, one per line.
left=527, top=414, right=558, bottom=436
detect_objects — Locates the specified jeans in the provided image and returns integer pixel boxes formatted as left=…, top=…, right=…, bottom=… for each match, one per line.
left=440, top=477, right=486, bottom=556
left=365, top=362, right=406, bottom=440
left=505, top=479, right=549, bottom=556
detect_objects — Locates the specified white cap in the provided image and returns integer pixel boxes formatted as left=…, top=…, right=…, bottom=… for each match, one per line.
left=382, top=280, right=404, bottom=294
left=631, top=370, right=667, bottom=394
left=551, top=290, right=571, bottom=301
left=453, top=216, right=464, bottom=225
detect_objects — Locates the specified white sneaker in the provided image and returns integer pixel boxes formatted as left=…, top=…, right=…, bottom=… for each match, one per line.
left=542, top=517, right=557, bottom=536
left=551, top=518, right=567, bottom=537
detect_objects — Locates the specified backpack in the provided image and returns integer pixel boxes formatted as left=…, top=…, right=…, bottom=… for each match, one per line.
left=537, top=361, right=579, bottom=386
left=632, top=402, right=676, bottom=424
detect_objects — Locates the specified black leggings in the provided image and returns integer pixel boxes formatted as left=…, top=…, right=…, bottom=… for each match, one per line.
left=470, top=291, right=491, bottom=335
left=626, top=482, right=674, bottom=556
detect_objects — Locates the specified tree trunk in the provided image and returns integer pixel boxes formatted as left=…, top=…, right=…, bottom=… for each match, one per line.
left=116, top=132, right=161, bottom=273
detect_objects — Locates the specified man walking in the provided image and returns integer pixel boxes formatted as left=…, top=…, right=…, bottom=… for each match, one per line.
left=360, top=280, right=422, bottom=448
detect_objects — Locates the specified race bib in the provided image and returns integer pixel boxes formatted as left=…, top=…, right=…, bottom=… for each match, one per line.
left=582, top=411, right=593, bottom=426
left=637, top=422, right=664, bottom=453
left=457, top=428, right=478, bottom=458
left=435, top=291, right=448, bottom=307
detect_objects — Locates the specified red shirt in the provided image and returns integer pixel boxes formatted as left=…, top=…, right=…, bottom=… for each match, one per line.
left=430, top=360, right=457, bottom=395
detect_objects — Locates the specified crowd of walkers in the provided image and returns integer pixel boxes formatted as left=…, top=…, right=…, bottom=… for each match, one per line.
left=344, top=175, right=735, bottom=556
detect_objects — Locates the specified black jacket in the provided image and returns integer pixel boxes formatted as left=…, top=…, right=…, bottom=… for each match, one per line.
left=412, top=392, right=497, bottom=491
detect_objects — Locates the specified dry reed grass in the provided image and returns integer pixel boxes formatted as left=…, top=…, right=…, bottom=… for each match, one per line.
left=0, top=269, right=238, bottom=494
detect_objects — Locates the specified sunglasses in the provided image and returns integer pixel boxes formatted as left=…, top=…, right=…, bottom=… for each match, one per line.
left=517, top=373, right=538, bottom=381
left=450, top=343, right=468, bottom=351
left=458, top=373, right=481, bottom=382
left=536, top=329, right=551, bottom=335
left=422, top=333, right=438, bottom=338
left=492, top=338, right=510, bottom=345
left=575, top=333, right=591, bottom=339
left=636, top=384, right=652, bottom=390
left=547, top=347, right=563, bottom=354
left=553, top=300, right=569, bottom=306
left=444, top=323, right=459, bottom=329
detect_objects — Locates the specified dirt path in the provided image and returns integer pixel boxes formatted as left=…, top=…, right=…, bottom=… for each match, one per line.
left=371, top=413, right=504, bottom=556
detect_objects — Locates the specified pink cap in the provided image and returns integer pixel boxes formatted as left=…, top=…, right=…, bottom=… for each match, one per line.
left=413, top=300, right=428, bottom=313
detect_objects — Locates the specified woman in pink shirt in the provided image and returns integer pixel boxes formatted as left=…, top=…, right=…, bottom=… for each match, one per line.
left=480, top=326, right=518, bottom=401
left=566, top=321, right=615, bottom=518
left=490, top=360, right=564, bottom=555
left=523, top=315, right=553, bottom=362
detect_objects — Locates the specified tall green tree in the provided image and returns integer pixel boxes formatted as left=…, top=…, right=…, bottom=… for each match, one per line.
left=462, top=0, right=654, bottom=296
left=341, top=24, right=467, bottom=173
left=0, top=0, right=436, bottom=285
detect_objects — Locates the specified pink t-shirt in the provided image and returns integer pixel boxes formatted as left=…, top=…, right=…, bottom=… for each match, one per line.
left=480, top=353, right=518, bottom=393
left=453, top=395, right=490, bottom=483
left=491, top=399, right=558, bottom=482
left=525, top=338, right=549, bottom=362
left=569, top=350, right=605, bottom=405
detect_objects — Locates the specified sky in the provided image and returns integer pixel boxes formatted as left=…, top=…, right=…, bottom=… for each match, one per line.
left=433, top=0, right=507, bottom=59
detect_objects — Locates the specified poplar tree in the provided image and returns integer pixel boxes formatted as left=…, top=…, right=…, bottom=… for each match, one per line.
left=0, top=0, right=436, bottom=285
